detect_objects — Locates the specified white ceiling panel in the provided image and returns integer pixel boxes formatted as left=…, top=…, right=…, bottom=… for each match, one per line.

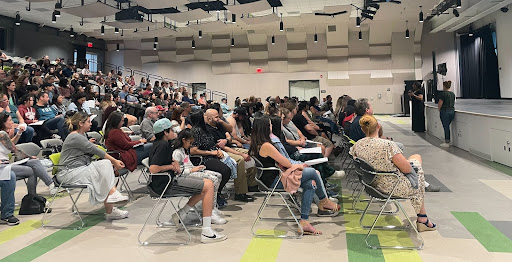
left=164, top=9, right=211, bottom=23
left=226, top=1, right=271, bottom=14
left=61, top=2, right=119, bottom=18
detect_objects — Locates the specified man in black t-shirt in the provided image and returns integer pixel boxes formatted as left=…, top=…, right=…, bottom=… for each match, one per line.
left=148, top=118, right=227, bottom=243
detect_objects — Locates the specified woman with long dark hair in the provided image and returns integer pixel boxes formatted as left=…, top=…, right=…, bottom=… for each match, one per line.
left=68, top=92, right=99, bottom=132
left=249, top=116, right=340, bottom=235
left=189, top=111, right=232, bottom=208
left=104, top=111, right=151, bottom=171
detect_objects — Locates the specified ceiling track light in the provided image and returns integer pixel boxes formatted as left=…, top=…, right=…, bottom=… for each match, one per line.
left=115, top=27, right=119, bottom=34
left=419, top=6, right=424, bottom=23
left=54, top=10, right=60, bottom=18
left=192, top=39, right=195, bottom=49
left=121, top=29, right=124, bottom=37
left=154, top=37, right=158, bottom=44
left=468, top=25, right=474, bottom=37
left=359, top=30, right=362, bottom=41
left=231, top=32, right=234, bottom=47
left=15, top=12, right=21, bottom=26
left=70, top=26, right=75, bottom=37
left=314, top=27, right=317, bottom=43
left=52, top=12, right=56, bottom=23
left=368, top=3, right=380, bottom=10
left=405, top=20, right=410, bottom=39
left=199, top=30, right=203, bottom=38
left=453, top=8, right=460, bottom=17
left=101, top=25, right=104, bottom=35
left=356, top=16, right=361, bottom=27
left=116, top=43, right=120, bottom=51
left=279, top=13, right=283, bottom=31
left=362, top=9, right=376, bottom=15
left=271, top=35, right=275, bottom=45
left=232, top=13, right=236, bottom=23
left=361, top=13, right=374, bottom=20
left=153, top=43, right=157, bottom=50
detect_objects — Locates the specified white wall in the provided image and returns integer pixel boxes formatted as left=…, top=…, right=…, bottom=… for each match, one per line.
left=495, top=11, right=512, bottom=98
left=421, top=21, right=459, bottom=96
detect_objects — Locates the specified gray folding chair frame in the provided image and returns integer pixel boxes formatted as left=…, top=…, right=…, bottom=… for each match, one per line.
left=251, top=157, right=303, bottom=239
left=129, top=125, right=141, bottom=135
left=354, top=158, right=424, bottom=250
left=138, top=172, right=193, bottom=245
left=41, top=165, right=93, bottom=230
left=15, top=142, right=40, bottom=159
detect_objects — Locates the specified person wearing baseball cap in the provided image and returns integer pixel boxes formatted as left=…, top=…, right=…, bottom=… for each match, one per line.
left=155, top=105, right=166, bottom=119
left=148, top=118, right=227, bottom=243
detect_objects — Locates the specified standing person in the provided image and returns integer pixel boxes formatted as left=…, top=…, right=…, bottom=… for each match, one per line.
left=148, top=118, right=227, bottom=243
left=172, top=129, right=226, bottom=224
left=57, top=111, right=129, bottom=220
left=409, top=82, right=426, bottom=132
left=438, top=81, right=456, bottom=148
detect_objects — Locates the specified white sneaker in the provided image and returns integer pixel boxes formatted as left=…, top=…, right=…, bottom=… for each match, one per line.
left=212, top=213, right=227, bottom=225
left=440, top=143, right=451, bottom=148
left=106, top=207, right=129, bottom=220
left=329, top=197, right=339, bottom=203
left=106, top=190, right=129, bottom=203
left=201, top=228, right=227, bottom=243
left=48, top=183, right=65, bottom=195
left=213, top=208, right=223, bottom=216
left=330, top=170, right=346, bottom=179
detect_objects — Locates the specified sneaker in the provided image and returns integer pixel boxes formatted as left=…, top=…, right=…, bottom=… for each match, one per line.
left=0, top=216, right=20, bottom=226
left=48, top=183, right=65, bottom=195
left=327, top=190, right=339, bottom=198
left=105, top=207, right=128, bottom=220
left=440, top=143, right=450, bottom=148
left=213, top=208, right=223, bottom=216
left=217, top=195, right=228, bottom=209
left=201, top=229, right=227, bottom=243
left=106, top=190, right=129, bottom=203
left=234, top=194, right=255, bottom=202
left=212, top=213, right=227, bottom=225
left=330, top=170, right=346, bottom=179
left=425, top=184, right=441, bottom=192
left=325, top=182, right=339, bottom=190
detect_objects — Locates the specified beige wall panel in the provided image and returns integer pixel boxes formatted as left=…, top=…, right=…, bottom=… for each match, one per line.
left=327, top=47, right=349, bottom=57
left=158, top=51, right=177, bottom=62
left=369, top=45, right=392, bottom=56
left=391, top=32, right=415, bottom=69
left=327, top=24, right=348, bottom=47
left=349, top=73, right=371, bottom=86
left=348, top=31, right=369, bottom=56
left=327, top=56, right=349, bottom=71
left=212, top=62, right=231, bottom=74
left=231, top=62, right=250, bottom=74
left=307, top=59, right=327, bottom=71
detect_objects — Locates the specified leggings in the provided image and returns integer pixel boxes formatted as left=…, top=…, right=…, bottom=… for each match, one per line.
left=272, top=167, right=327, bottom=220
left=11, top=159, right=53, bottom=195
left=204, top=158, right=231, bottom=196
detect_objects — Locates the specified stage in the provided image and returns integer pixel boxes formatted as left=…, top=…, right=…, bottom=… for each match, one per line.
left=425, top=99, right=512, bottom=168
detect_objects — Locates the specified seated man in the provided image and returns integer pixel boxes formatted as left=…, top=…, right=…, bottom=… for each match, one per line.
left=140, top=107, right=158, bottom=142
left=148, top=118, right=227, bottom=243
left=0, top=171, right=19, bottom=226
left=34, top=92, right=68, bottom=140
left=204, top=109, right=258, bottom=201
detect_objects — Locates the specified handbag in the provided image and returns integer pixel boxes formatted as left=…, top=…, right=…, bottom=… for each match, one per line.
left=280, top=165, right=303, bottom=194
left=19, top=194, right=51, bottom=215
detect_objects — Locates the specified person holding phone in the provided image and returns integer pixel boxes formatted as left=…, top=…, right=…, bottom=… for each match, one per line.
left=172, top=128, right=226, bottom=224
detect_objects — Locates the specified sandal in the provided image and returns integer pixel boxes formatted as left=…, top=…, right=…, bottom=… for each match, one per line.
left=416, top=214, right=436, bottom=232
left=299, top=220, right=322, bottom=236
left=317, top=198, right=341, bottom=217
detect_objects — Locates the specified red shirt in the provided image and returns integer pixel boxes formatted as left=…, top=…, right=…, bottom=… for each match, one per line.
left=105, top=128, right=141, bottom=171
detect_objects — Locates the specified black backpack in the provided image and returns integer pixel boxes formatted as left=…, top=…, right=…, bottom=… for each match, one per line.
left=19, top=194, right=51, bottom=215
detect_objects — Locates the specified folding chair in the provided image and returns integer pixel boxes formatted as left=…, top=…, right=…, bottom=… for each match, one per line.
left=86, top=131, right=104, bottom=146
left=15, top=142, right=40, bottom=159
left=97, top=145, right=134, bottom=201
left=41, top=153, right=91, bottom=230
left=354, top=158, right=424, bottom=250
left=251, top=157, right=303, bottom=238
left=129, top=135, right=142, bottom=142
left=138, top=158, right=195, bottom=246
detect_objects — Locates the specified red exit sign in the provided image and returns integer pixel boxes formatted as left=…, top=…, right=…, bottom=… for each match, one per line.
left=87, top=42, right=93, bottom=48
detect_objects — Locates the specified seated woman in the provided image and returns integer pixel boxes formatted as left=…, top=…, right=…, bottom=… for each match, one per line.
left=349, top=115, right=436, bottom=232
left=0, top=92, right=34, bottom=144
left=57, top=111, right=129, bottom=220
left=249, top=116, right=340, bottom=235
left=100, top=93, right=137, bottom=127
left=18, top=94, right=53, bottom=145
left=172, top=129, right=226, bottom=223
left=50, top=95, right=67, bottom=116
left=0, top=112, right=58, bottom=196
left=169, top=107, right=186, bottom=134
left=309, top=96, right=339, bottom=135
left=68, top=92, right=99, bottom=132
left=104, top=111, right=151, bottom=172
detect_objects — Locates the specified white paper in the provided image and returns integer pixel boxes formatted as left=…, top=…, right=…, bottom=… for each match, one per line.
left=29, top=120, right=44, bottom=126
left=322, top=110, right=332, bottom=117
left=306, top=140, right=322, bottom=144
left=304, top=157, right=328, bottom=166
left=299, top=147, right=322, bottom=154
left=0, top=166, right=12, bottom=181
left=84, top=100, right=96, bottom=109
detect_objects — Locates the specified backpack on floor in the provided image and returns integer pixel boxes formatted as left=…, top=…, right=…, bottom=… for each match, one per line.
left=19, top=194, right=50, bottom=215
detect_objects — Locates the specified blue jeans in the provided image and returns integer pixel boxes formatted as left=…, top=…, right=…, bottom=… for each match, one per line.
left=272, top=167, right=327, bottom=220
left=320, top=117, right=340, bottom=134
left=440, top=109, right=455, bottom=143
left=135, top=143, right=152, bottom=164
left=0, top=172, right=16, bottom=219
left=44, top=116, right=68, bottom=140
left=15, top=126, right=34, bottom=144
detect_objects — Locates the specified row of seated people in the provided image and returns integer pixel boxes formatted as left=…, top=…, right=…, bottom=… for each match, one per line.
left=0, top=93, right=437, bottom=244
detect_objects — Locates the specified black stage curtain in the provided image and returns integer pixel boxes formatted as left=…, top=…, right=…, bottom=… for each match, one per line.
left=460, top=26, right=501, bottom=99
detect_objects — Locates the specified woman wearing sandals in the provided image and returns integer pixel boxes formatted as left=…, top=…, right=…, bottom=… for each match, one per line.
left=349, top=115, right=436, bottom=232
left=249, top=116, right=340, bottom=236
